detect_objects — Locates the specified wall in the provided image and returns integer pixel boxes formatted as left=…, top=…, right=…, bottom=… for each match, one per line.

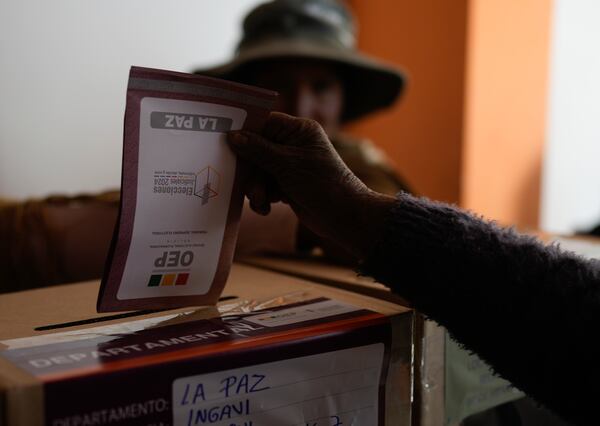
left=541, top=0, right=600, bottom=234
left=347, top=0, right=468, bottom=203
left=350, top=0, right=553, bottom=229
left=461, top=0, right=553, bottom=228
left=0, top=0, right=263, bottom=199
left=5, top=1, right=588, bottom=233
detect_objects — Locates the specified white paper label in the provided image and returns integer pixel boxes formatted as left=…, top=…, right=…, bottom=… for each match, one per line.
left=243, top=300, right=361, bottom=328
left=172, top=343, right=384, bottom=425
left=117, top=98, right=246, bottom=300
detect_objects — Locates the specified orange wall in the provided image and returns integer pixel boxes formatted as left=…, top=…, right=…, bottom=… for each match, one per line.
left=461, top=0, right=552, bottom=227
left=347, top=0, right=468, bottom=203
left=349, top=0, right=553, bottom=227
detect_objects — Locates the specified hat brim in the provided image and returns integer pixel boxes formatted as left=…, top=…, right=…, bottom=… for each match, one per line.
left=193, top=39, right=406, bottom=122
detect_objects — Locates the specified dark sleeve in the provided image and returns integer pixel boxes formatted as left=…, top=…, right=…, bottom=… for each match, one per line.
left=359, top=192, right=600, bottom=426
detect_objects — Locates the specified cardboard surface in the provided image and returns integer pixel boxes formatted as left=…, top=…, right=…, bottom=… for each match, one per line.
left=239, top=255, right=409, bottom=306
left=240, top=255, right=440, bottom=424
left=0, top=263, right=413, bottom=426
left=239, top=255, right=524, bottom=426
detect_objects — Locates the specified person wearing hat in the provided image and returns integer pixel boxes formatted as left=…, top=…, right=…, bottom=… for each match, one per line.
left=0, top=0, right=409, bottom=290
left=196, top=0, right=412, bottom=259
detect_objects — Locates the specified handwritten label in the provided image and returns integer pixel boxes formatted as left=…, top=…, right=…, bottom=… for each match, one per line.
left=172, top=344, right=384, bottom=425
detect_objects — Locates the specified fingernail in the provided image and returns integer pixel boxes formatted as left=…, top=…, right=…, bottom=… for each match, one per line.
left=228, top=132, right=247, bottom=146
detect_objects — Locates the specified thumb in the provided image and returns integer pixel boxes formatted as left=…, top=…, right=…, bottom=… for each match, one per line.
left=227, top=131, right=288, bottom=176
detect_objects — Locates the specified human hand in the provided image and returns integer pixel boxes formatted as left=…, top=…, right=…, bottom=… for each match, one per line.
left=227, top=112, right=394, bottom=259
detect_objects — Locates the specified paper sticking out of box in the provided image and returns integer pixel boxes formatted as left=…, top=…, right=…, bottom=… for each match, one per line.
left=98, top=67, right=277, bottom=312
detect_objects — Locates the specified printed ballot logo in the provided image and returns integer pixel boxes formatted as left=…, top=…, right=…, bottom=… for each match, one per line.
left=194, top=166, right=220, bottom=205
left=148, top=250, right=194, bottom=287
left=153, top=166, right=220, bottom=206
left=147, top=273, right=189, bottom=287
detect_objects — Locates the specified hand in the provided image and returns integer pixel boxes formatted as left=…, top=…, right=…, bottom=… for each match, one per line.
left=227, top=112, right=394, bottom=259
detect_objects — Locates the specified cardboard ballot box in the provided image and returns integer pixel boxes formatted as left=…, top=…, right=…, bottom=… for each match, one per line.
left=0, top=263, right=413, bottom=426
left=239, top=256, right=525, bottom=426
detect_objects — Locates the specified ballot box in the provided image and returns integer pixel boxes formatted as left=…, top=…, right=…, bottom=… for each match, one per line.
left=0, top=263, right=413, bottom=426
left=239, top=255, right=525, bottom=426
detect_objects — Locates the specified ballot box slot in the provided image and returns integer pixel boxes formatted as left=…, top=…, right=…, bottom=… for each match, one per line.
left=34, top=295, right=239, bottom=331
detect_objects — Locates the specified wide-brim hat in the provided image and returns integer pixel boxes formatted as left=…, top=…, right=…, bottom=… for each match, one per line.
left=194, top=0, right=406, bottom=122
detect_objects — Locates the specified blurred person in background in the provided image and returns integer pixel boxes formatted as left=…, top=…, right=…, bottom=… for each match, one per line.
left=195, top=0, right=412, bottom=259
left=0, top=0, right=412, bottom=292
left=0, top=192, right=119, bottom=292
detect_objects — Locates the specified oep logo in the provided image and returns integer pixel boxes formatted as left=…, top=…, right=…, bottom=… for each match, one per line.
left=194, top=166, right=220, bottom=205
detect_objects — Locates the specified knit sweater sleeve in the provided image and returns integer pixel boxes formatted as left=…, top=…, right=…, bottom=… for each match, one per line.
left=359, top=192, right=600, bottom=425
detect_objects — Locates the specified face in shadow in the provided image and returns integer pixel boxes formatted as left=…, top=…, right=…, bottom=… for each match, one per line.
left=246, top=59, right=345, bottom=136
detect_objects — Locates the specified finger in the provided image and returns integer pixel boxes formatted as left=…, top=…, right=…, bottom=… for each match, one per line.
left=243, top=172, right=268, bottom=212
left=227, top=131, right=288, bottom=177
left=250, top=181, right=284, bottom=214
left=249, top=199, right=271, bottom=216
left=262, top=112, right=300, bottom=142
left=265, top=180, right=284, bottom=204
left=249, top=194, right=271, bottom=215
left=262, top=112, right=326, bottom=147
